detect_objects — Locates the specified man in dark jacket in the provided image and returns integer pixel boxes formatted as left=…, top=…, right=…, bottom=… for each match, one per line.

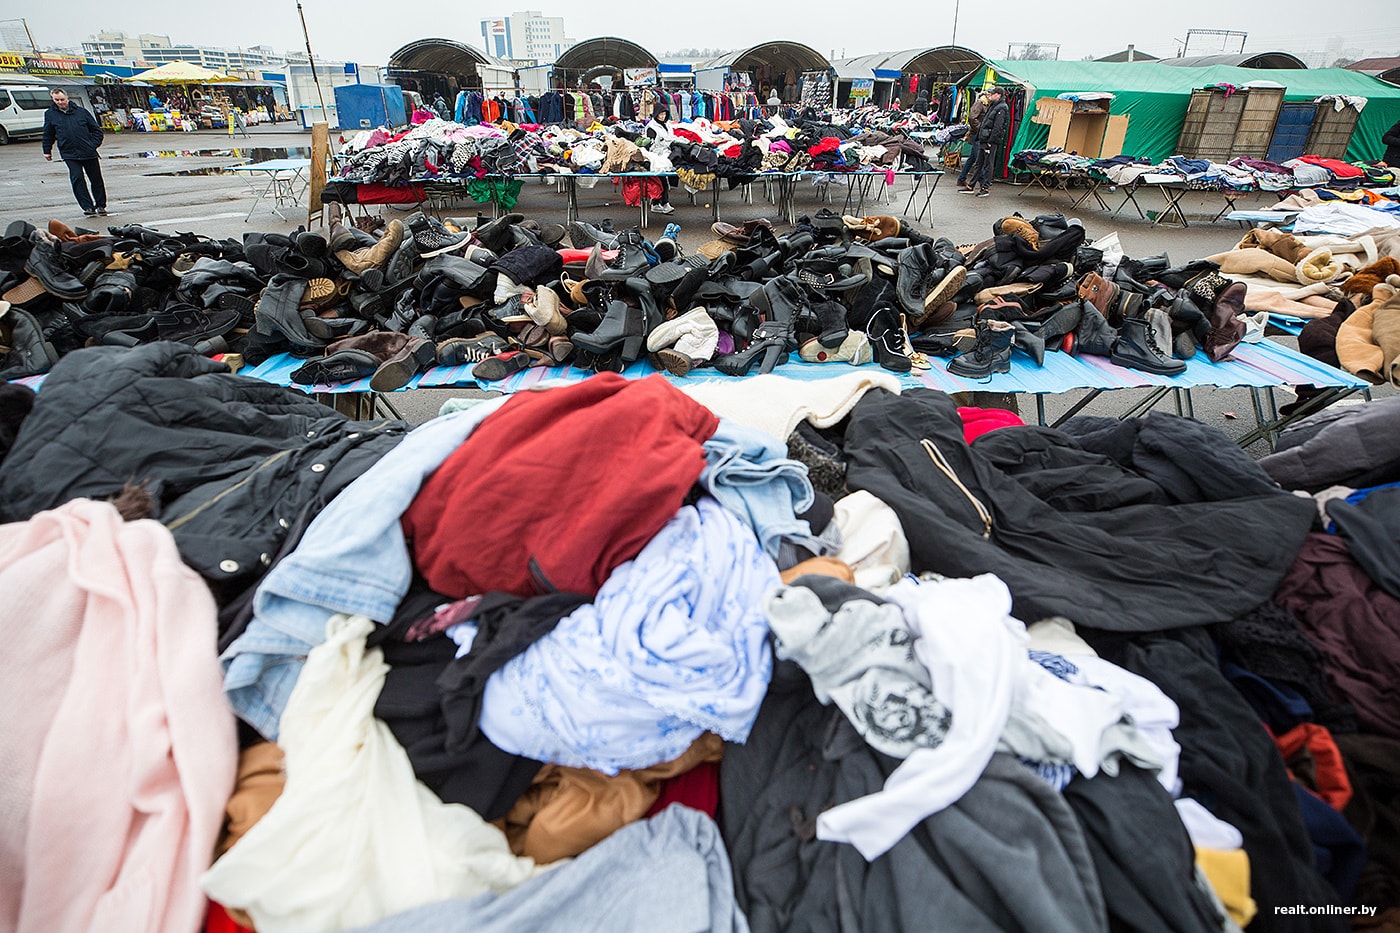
left=1383, top=118, right=1400, bottom=167
left=973, top=88, right=1009, bottom=197
left=41, top=88, right=108, bottom=217
left=958, top=90, right=992, bottom=191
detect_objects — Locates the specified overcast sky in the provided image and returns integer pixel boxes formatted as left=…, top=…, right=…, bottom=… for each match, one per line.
left=14, top=1, right=1400, bottom=67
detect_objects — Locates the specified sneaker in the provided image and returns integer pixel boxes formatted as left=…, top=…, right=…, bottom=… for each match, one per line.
left=437, top=334, right=508, bottom=366
left=83, top=210, right=98, bottom=217
left=97, top=208, right=110, bottom=216
left=958, top=188, right=979, bottom=195
left=652, top=203, right=675, bottom=215
left=662, top=222, right=681, bottom=242
left=976, top=189, right=991, bottom=198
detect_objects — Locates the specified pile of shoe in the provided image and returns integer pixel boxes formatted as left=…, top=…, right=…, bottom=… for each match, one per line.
left=0, top=210, right=566, bottom=392
left=897, top=212, right=1264, bottom=380
left=412, top=208, right=965, bottom=383
left=0, top=207, right=1274, bottom=391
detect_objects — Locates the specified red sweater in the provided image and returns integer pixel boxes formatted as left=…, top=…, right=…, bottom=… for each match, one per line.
left=403, top=374, right=719, bottom=598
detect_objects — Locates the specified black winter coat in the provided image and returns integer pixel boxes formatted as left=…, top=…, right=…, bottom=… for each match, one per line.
left=1382, top=118, right=1400, bottom=166
left=840, top=388, right=1316, bottom=633
left=978, top=100, right=1010, bottom=145
left=0, top=342, right=406, bottom=608
left=42, top=102, right=103, bottom=161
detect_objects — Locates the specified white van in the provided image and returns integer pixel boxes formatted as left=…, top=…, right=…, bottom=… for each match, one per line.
left=0, top=85, right=53, bottom=144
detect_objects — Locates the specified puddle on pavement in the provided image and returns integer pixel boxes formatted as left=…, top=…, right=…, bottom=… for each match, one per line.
left=112, top=146, right=313, bottom=161
left=131, top=146, right=315, bottom=177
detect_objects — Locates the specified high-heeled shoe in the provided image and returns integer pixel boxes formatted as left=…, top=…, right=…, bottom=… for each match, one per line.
left=712, top=321, right=791, bottom=377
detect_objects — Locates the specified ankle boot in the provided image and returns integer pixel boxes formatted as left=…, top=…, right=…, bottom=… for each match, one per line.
left=947, top=317, right=1014, bottom=378
left=711, top=319, right=791, bottom=377
left=572, top=298, right=644, bottom=358
left=472, top=213, right=527, bottom=254
left=895, top=220, right=933, bottom=246
left=863, top=305, right=913, bottom=373
left=23, top=236, right=87, bottom=300
left=1112, top=315, right=1187, bottom=375
left=809, top=298, right=850, bottom=349
left=254, top=275, right=325, bottom=350
left=0, top=304, right=61, bottom=378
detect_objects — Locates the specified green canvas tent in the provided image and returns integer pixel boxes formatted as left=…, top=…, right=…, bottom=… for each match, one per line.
left=965, top=60, right=1400, bottom=164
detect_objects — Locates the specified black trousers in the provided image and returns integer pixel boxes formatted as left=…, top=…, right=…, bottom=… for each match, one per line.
left=65, top=158, right=106, bottom=213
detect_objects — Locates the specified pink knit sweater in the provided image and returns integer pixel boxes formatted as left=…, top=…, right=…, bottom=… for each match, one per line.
left=0, top=499, right=237, bottom=933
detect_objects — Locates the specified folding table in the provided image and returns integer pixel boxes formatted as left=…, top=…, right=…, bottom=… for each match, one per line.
left=243, top=336, right=1365, bottom=450
left=233, top=158, right=312, bottom=222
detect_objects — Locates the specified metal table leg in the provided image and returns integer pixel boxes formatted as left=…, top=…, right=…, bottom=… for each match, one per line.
left=564, top=176, right=579, bottom=223
left=1153, top=186, right=1189, bottom=228
left=1118, top=386, right=1173, bottom=420
left=1051, top=388, right=1104, bottom=427
left=1113, top=182, right=1146, bottom=220
left=1235, top=386, right=1361, bottom=449
left=902, top=173, right=925, bottom=218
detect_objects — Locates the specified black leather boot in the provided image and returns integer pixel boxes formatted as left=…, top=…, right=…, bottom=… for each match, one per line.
left=1011, top=321, right=1045, bottom=366
left=572, top=298, right=644, bottom=358
left=472, top=213, right=527, bottom=253
left=253, top=275, right=325, bottom=351
left=948, top=317, right=1014, bottom=378
left=623, top=278, right=664, bottom=362
left=1031, top=300, right=1084, bottom=346
left=1070, top=304, right=1118, bottom=358
left=0, top=305, right=61, bottom=378
left=23, top=236, right=87, bottom=300
left=1112, top=315, right=1186, bottom=375
left=712, top=320, right=791, bottom=376
left=864, top=305, right=913, bottom=374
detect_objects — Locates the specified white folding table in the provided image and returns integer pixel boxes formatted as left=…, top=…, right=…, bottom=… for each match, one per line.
left=233, top=158, right=312, bottom=222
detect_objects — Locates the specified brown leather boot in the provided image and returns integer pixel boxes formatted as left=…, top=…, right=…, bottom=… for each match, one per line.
left=1204, top=282, right=1248, bottom=363
left=318, top=330, right=436, bottom=391
left=334, top=219, right=404, bottom=275
left=47, top=219, right=106, bottom=244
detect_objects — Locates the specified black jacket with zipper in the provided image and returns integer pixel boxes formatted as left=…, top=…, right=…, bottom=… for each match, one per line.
left=42, top=102, right=103, bottom=161
left=978, top=100, right=1009, bottom=146
left=0, top=342, right=406, bottom=609
left=839, top=387, right=1316, bottom=633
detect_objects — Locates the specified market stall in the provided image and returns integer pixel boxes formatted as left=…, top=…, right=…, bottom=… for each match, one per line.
left=386, top=38, right=517, bottom=102
left=551, top=36, right=658, bottom=92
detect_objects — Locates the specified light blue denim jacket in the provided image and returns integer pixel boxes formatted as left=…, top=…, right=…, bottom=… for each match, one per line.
left=221, top=397, right=512, bottom=737
left=699, top=418, right=822, bottom=561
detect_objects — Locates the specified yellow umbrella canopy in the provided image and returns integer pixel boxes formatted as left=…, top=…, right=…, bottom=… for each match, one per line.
left=130, top=61, right=237, bottom=84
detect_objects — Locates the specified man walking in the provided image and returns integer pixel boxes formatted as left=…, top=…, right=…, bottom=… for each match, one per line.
left=42, top=88, right=109, bottom=218
left=957, top=90, right=991, bottom=191
left=972, top=88, right=1009, bottom=198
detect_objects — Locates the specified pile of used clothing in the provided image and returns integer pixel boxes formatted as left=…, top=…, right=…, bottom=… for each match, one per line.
left=2, top=354, right=1397, bottom=932
left=1201, top=225, right=1400, bottom=392
left=331, top=112, right=937, bottom=190
left=1013, top=147, right=1397, bottom=192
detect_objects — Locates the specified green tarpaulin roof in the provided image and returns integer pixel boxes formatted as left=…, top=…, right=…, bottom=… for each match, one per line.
left=970, top=60, right=1400, bottom=163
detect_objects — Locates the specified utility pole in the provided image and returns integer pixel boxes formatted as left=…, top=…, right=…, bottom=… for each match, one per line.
left=296, top=0, right=328, bottom=118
